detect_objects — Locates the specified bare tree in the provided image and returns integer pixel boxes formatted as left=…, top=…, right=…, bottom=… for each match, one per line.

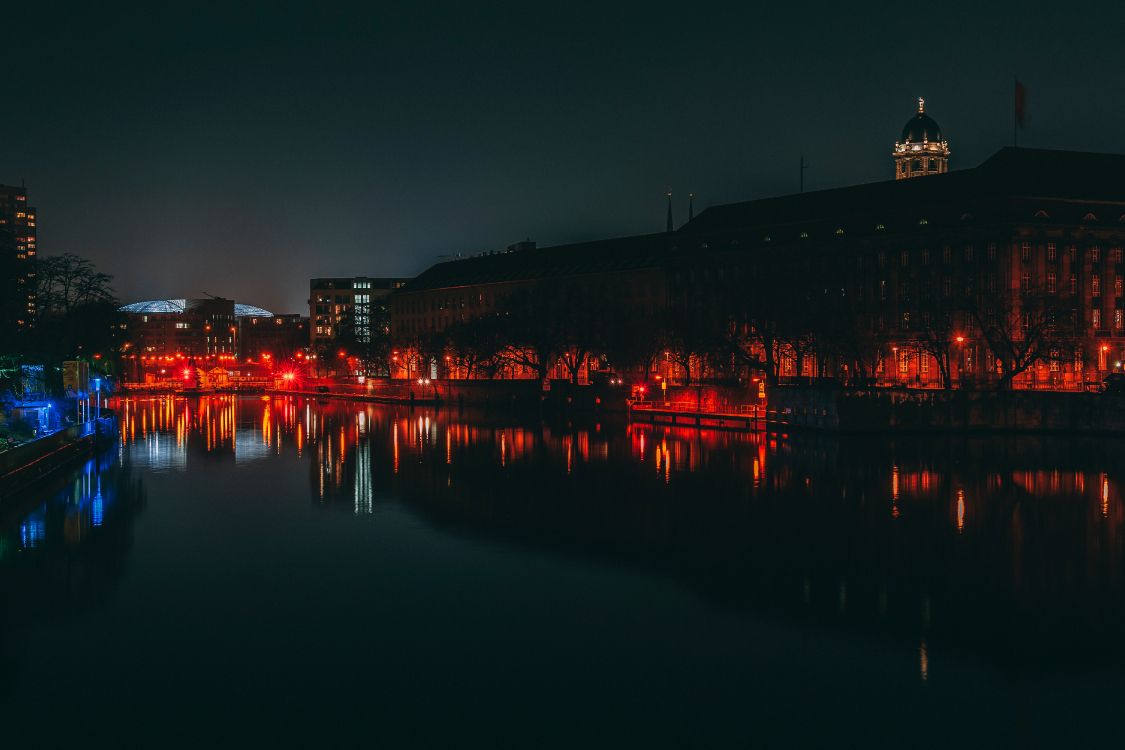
left=970, top=287, right=1065, bottom=390
left=37, top=254, right=116, bottom=314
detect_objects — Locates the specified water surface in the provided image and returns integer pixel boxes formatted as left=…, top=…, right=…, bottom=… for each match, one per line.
left=2, top=395, right=1124, bottom=746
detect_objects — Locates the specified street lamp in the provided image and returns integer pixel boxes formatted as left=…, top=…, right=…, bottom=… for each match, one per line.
left=93, top=378, right=102, bottom=420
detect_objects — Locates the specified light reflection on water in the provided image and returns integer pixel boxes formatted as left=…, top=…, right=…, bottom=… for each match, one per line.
left=3, top=394, right=1125, bottom=745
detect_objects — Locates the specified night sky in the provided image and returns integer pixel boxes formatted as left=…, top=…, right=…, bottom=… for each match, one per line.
left=5, top=3, right=1125, bottom=314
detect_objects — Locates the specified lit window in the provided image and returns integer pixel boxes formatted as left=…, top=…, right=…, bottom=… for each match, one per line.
left=1093, top=309, right=1102, bottom=329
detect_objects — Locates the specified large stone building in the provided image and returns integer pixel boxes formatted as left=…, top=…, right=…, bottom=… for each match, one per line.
left=389, top=143, right=1125, bottom=391
left=389, top=235, right=674, bottom=381
left=678, top=147, right=1125, bottom=389
left=0, top=183, right=37, bottom=345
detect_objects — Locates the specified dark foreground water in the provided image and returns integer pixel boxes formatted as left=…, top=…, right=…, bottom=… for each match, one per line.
left=3, top=395, right=1125, bottom=747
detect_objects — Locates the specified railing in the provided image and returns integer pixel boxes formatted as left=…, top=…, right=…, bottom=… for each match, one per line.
left=631, top=401, right=762, bottom=417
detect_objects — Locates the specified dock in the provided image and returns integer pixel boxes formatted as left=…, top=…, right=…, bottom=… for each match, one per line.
left=628, top=402, right=763, bottom=431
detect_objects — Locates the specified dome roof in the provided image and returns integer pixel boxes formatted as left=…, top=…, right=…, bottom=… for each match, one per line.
left=118, top=299, right=273, bottom=317
left=902, top=113, right=942, bottom=143
left=900, top=98, right=943, bottom=143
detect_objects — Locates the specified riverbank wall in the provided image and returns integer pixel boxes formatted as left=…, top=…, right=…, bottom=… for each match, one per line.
left=0, top=417, right=118, bottom=499
left=273, top=379, right=546, bottom=410
left=769, top=387, right=1125, bottom=433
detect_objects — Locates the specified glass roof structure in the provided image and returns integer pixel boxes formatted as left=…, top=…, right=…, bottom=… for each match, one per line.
left=118, top=299, right=273, bottom=317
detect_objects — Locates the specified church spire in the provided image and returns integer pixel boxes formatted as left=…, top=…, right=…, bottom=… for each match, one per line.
left=665, top=191, right=673, bottom=233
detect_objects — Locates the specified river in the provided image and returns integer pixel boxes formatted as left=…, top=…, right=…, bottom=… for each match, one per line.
left=1, top=395, right=1123, bottom=746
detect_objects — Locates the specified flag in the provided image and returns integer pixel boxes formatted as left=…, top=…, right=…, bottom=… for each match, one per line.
left=1014, top=78, right=1027, bottom=128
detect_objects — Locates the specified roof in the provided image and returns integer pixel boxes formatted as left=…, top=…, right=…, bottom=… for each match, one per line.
left=397, top=233, right=677, bottom=293
left=901, top=112, right=943, bottom=144
left=682, top=147, right=1125, bottom=236
left=119, top=299, right=274, bottom=317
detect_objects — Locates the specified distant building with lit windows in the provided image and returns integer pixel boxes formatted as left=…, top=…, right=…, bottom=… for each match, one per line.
left=309, top=277, right=408, bottom=354
left=118, top=298, right=307, bottom=379
left=0, top=183, right=37, bottom=342
left=893, top=98, right=950, bottom=179
left=240, top=313, right=308, bottom=360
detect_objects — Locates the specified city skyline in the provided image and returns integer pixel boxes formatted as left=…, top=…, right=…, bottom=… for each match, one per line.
left=5, top=3, right=1125, bottom=314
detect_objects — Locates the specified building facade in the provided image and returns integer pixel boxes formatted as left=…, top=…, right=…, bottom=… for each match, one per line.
left=309, top=277, right=408, bottom=356
left=240, top=313, right=308, bottom=360
left=388, top=147, right=1125, bottom=392
left=0, top=183, right=37, bottom=345
left=389, top=235, right=674, bottom=381
left=118, top=298, right=305, bottom=379
left=678, top=147, right=1125, bottom=390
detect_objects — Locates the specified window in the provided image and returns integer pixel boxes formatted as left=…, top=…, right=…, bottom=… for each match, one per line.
left=1115, top=248, right=1124, bottom=265
left=1093, top=274, right=1102, bottom=297
left=1117, top=276, right=1124, bottom=297
left=901, top=312, right=911, bottom=331
left=942, top=246, right=951, bottom=264
left=920, top=356, right=930, bottom=374
left=1117, top=309, right=1124, bottom=331
left=987, top=242, right=997, bottom=261
left=1050, top=349, right=1060, bottom=372
left=921, top=249, right=930, bottom=265
left=1093, top=309, right=1102, bottom=329
left=901, top=250, right=909, bottom=268
left=1047, top=271, right=1057, bottom=294
left=964, top=244, right=974, bottom=262
left=1070, top=274, right=1078, bottom=295
left=899, top=350, right=910, bottom=374
left=879, top=280, right=887, bottom=301
left=1092, top=246, right=1102, bottom=264
left=1021, top=272, right=1031, bottom=294
left=1075, top=348, right=1084, bottom=371
left=1021, top=241, right=1031, bottom=261
left=1047, top=242, right=1057, bottom=262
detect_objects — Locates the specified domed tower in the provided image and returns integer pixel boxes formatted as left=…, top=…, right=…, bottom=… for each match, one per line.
left=893, top=98, right=950, bottom=179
